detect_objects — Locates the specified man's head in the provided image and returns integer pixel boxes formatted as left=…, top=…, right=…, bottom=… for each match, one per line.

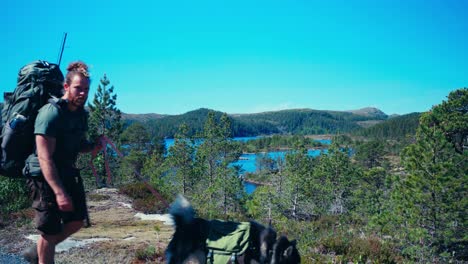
left=63, top=61, right=90, bottom=111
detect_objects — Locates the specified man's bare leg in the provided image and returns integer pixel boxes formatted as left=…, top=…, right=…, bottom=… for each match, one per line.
left=37, top=221, right=83, bottom=264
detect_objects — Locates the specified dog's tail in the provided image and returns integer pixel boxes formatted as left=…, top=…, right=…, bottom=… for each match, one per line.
left=169, top=195, right=195, bottom=227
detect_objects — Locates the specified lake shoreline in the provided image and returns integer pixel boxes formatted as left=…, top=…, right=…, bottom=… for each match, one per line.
left=243, top=178, right=269, bottom=186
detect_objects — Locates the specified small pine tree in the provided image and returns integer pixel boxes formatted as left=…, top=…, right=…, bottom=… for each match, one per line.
left=87, top=74, right=123, bottom=186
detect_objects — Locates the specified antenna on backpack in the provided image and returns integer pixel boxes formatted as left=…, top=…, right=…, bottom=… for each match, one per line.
left=57, top=32, right=68, bottom=66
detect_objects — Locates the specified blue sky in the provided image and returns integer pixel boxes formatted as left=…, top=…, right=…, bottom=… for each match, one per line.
left=2, top=0, right=467, bottom=115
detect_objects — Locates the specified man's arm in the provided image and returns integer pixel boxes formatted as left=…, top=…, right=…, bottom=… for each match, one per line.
left=36, top=134, right=74, bottom=212
left=80, top=135, right=104, bottom=153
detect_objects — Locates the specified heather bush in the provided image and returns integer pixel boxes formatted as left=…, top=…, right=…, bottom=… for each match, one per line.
left=0, top=177, right=30, bottom=219
left=119, top=182, right=168, bottom=213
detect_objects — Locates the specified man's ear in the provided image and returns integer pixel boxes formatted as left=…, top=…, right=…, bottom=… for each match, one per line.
left=63, top=82, right=69, bottom=92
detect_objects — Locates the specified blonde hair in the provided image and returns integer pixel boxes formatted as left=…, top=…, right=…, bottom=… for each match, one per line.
left=65, top=61, right=90, bottom=84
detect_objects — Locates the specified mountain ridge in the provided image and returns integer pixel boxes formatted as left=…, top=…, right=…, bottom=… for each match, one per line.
left=123, top=107, right=393, bottom=138
left=123, top=106, right=389, bottom=119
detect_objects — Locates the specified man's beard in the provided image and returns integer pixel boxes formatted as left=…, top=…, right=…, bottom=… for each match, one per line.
left=71, top=96, right=87, bottom=108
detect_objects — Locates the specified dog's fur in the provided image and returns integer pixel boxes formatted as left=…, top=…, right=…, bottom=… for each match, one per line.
left=166, top=196, right=300, bottom=264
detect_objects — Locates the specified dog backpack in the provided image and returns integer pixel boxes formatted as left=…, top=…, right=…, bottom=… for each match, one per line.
left=0, top=60, right=64, bottom=178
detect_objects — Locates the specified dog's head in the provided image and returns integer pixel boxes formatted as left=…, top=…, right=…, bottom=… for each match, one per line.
left=271, top=236, right=300, bottom=264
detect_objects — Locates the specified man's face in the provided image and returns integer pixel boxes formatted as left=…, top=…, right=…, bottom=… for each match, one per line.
left=64, top=74, right=90, bottom=109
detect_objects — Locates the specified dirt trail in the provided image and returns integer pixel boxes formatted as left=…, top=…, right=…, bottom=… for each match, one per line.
left=0, top=188, right=174, bottom=264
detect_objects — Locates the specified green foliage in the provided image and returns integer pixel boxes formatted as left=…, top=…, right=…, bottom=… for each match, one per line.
left=87, top=74, right=123, bottom=187
left=312, top=142, right=360, bottom=216
left=351, top=168, right=396, bottom=234
left=354, top=140, right=389, bottom=169
left=0, top=177, right=30, bottom=217
left=117, top=121, right=167, bottom=191
left=281, top=140, right=316, bottom=220
left=193, top=112, right=244, bottom=219
left=164, top=124, right=199, bottom=195
left=234, top=109, right=381, bottom=135
left=241, top=134, right=325, bottom=153
left=119, top=182, right=167, bottom=213
left=354, top=112, right=421, bottom=139
left=88, top=74, right=123, bottom=140
left=144, top=108, right=226, bottom=138
left=134, top=244, right=164, bottom=262
left=345, top=237, right=400, bottom=263
left=275, top=217, right=402, bottom=264
left=119, top=149, right=147, bottom=185
left=120, top=122, right=150, bottom=151
left=394, top=88, right=468, bottom=261
left=127, top=108, right=387, bottom=138
left=426, top=87, right=468, bottom=153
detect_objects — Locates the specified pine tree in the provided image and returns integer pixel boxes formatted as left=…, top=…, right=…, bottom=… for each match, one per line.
left=194, top=112, right=242, bottom=218
left=166, top=123, right=198, bottom=196
left=395, top=89, right=468, bottom=261
left=282, top=139, right=315, bottom=220
left=88, top=74, right=122, bottom=140
left=312, top=142, right=359, bottom=216
left=119, top=122, right=150, bottom=185
left=87, top=74, right=123, bottom=186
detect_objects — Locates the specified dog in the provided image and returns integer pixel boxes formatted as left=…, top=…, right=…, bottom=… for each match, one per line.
left=165, top=195, right=300, bottom=264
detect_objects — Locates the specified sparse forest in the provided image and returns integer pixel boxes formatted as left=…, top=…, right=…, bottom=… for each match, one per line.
left=1, top=88, right=466, bottom=263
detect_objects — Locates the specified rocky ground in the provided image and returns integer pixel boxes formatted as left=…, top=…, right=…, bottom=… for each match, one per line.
left=0, top=188, right=174, bottom=264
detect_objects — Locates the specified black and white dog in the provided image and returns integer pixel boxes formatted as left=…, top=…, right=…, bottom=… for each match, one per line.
left=165, top=196, right=300, bottom=264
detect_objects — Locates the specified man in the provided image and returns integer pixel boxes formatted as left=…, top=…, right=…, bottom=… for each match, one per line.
left=24, top=61, right=101, bottom=264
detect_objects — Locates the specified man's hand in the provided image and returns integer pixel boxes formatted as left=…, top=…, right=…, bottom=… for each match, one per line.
left=56, top=192, right=74, bottom=212
left=92, top=135, right=105, bottom=154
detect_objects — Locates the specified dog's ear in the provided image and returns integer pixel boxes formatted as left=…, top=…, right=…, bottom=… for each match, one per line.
left=290, top=239, right=297, bottom=246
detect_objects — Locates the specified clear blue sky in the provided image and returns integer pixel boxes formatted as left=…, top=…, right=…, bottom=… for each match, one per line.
left=2, top=0, right=467, bottom=115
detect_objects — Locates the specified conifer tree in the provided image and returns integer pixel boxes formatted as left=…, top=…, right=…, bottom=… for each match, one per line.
left=119, top=122, right=150, bottom=185
left=194, top=112, right=242, bottom=218
left=88, top=74, right=122, bottom=140
left=282, top=139, right=314, bottom=220
left=166, top=123, right=198, bottom=195
left=312, top=142, right=359, bottom=215
left=87, top=74, right=123, bottom=186
left=395, top=89, right=467, bottom=261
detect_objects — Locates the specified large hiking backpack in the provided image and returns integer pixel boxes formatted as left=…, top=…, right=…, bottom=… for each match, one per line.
left=0, top=60, right=64, bottom=178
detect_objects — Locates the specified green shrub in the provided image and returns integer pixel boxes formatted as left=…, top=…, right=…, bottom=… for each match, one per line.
left=120, top=182, right=167, bottom=213
left=135, top=245, right=164, bottom=261
left=346, top=236, right=400, bottom=263
left=0, top=177, right=30, bottom=217
left=120, top=182, right=153, bottom=200
left=320, top=235, right=349, bottom=255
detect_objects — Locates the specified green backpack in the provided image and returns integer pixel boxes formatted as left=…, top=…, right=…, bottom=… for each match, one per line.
left=0, top=60, right=64, bottom=178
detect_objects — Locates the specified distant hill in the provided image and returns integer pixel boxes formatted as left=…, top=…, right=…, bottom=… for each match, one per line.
left=353, top=112, right=422, bottom=139
left=2, top=101, right=420, bottom=139
left=127, top=107, right=389, bottom=138
left=345, top=107, right=388, bottom=119
left=122, top=113, right=166, bottom=123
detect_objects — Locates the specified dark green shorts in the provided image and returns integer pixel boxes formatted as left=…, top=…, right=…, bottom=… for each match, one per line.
left=27, top=168, right=87, bottom=235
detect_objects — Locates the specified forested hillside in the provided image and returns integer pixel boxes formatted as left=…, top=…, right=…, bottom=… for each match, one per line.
left=353, top=112, right=422, bottom=139
left=123, top=107, right=389, bottom=138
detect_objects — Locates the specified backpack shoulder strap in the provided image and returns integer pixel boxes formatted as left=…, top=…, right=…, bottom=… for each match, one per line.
left=47, top=97, right=64, bottom=113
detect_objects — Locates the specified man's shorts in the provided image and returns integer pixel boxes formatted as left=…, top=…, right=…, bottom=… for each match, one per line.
left=27, top=167, right=88, bottom=235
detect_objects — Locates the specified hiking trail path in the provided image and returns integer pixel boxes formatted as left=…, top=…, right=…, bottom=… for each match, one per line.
left=0, top=188, right=174, bottom=264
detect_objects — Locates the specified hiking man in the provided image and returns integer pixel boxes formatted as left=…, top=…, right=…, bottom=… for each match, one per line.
left=24, top=61, right=101, bottom=264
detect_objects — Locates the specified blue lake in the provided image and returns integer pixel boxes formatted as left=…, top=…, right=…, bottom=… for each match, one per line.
left=164, top=136, right=329, bottom=194
left=231, top=149, right=323, bottom=174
